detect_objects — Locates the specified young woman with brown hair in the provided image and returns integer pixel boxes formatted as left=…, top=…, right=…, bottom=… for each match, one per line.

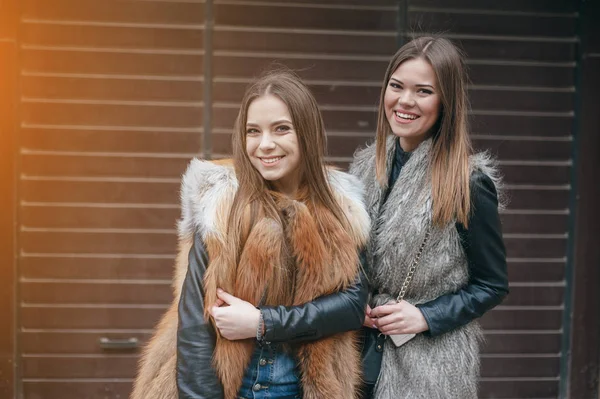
left=351, top=37, right=509, bottom=398
left=130, top=70, right=371, bottom=399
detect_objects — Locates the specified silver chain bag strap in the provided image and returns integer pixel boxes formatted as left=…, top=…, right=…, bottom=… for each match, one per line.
left=387, top=225, right=431, bottom=347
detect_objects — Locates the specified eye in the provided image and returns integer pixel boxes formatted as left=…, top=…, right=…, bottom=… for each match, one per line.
left=389, top=82, right=402, bottom=90
left=418, top=88, right=433, bottom=95
left=246, top=128, right=260, bottom=135
left=275, top=125, right=291, bottom=133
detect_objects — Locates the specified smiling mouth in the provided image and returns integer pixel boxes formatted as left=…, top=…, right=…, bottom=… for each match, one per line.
left=395, top=111, right=419, bottom=120
left=260, top=156, right=284, bottom=165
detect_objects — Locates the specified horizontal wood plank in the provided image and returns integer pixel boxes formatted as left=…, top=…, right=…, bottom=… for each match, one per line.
left=21, top=128, right=202, bottom=153
left=22, top=49, right=204, bottom=76
left=20, top=231, right=177, bottom=254
left=21, top=307, right=166, bottom=329
left=22, top=0, right=205, bottom=25
left=20, top=255, right=175, bottom=280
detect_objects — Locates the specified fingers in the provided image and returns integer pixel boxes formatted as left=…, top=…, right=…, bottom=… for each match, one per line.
left=216, top=288, right=240, bottom=305
left=369, top=302, right=399, bottom=318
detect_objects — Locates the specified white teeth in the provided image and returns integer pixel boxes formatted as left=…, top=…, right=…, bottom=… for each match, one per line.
left=396, top=111, right=418, bottom=120
left=262, top=157, right=282, bottom=164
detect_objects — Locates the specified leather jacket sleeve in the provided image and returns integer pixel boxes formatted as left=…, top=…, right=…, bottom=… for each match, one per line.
left=176, top=233, right=224, bottom=399
left=260, top=251, right=369, bottom=343
left=416, top=171, right=509, bottom=337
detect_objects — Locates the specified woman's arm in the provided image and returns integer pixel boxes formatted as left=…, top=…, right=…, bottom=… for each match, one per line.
left=416, top=171, right=509, bottom=337
left=213, top=251, right=369, bottom=344
left=177, top=233, right=224, bottom=399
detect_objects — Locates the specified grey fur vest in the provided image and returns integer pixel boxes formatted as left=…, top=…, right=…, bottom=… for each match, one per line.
left=350, top=137, right=500, bottom=399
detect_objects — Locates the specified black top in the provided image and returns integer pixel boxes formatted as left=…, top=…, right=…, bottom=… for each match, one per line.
left=385, top=139, right=509, bottom=336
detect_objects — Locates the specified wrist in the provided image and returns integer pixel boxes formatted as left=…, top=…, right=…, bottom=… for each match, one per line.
left=256, top=309, right=265, bottom=342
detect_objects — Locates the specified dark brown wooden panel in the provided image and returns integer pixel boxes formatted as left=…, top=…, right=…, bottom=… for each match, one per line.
left=21, top=180, right=180, bottom=204
left=503, top=286, right=564, bottom=307
left=410, top=11, right=576, bottom=37
left=507, top=261, right=565, bottom=283
left=481, top=309, right=562, bottom=330
left=20, top=231, right=177, bottom=254
left=473, top=138, right=572, bottom=161
left=499, top=165, right=570, bottom=186
left=456, top=37, right=575, bottom=63
left=214, top=28, right=396, bottom=55
left=479, top=379, right=558, bottom=398
left=22, top=0, right=205, bottom=24
left=504, top=237, right=567, bottom=259
left=21, top=331, right=151, bottom=354
left=481, top=356, right=559, bottom=378
left=22, top=102, right=202, bottom=128
left=22, top=49, right=204, bottom=76
left=21, top=206, right=179, bottom=230
left=21, top=282, right=171, bottom=305
left=21, top=154, right=191, bottom=178
left=22, top=355, right=138, bottom=378
left=471, top=114, right=572, bottom=137
left=21, top=255, right=174, bottom=280
left=483, top=332, right=561, bottom=354
left=22, top=75, right=203, bottom=102
left=215, top=3, right=396, bottom=31
left=467, top=63, right=574, bottom=87
left=411, top=0, right=577, bottom=13
left=21, top=306, right=166, bottom=329
left=214, top=55, right=389, bottom=81
left=24, top=381, right=132, bottom=399
left=21, top=128, right=201, bottom=153
left=505, top=188, right=569, bottom=210
left=22, top=23, right=203, bottom=49
left=500, top=213, right=568, bottom=235
left=214, top=81, right=382, bottom=107
left=470, top=89, right=574, bottom=113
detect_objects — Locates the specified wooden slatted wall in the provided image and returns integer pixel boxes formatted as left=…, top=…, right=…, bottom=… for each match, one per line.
left=407, top=0, right=576, bottom=397
left=13, top=0, right=578, bottom=398
left=18, top=0, right=205, bottom=397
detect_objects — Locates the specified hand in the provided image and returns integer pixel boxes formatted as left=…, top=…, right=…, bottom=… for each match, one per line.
left=363, top=305, right=378, bottom=329
left=370, top=300, right=429, bottom=335
left=209, top=289, right=260, bottom=340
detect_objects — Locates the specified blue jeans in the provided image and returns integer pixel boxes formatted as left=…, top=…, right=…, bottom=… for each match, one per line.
left=237, top=343, right=301, bottom=399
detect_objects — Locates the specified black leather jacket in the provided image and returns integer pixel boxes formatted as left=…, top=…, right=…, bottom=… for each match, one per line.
left=176, top=233, right=369, bottom=398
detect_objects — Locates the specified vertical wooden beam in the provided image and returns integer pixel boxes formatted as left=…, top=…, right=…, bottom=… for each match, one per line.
left=568, top=0, right=600, bottom=397
left=0, top=0, right=18, bottom=396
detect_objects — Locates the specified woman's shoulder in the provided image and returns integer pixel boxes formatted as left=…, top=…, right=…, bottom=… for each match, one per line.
left=469, top=152, right=506, bottom=210
left=348, top=140, right=376, bottom=176
left=178, top=158, right=238, bottom=240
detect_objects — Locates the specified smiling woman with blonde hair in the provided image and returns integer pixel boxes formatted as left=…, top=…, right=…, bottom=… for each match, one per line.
left=131, top=69, right=371, bottom=399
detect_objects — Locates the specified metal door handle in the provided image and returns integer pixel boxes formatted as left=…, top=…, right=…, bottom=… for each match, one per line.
left=99, top=337, right=139, bottom=350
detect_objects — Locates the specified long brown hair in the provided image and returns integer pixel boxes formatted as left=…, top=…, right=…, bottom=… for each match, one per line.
left=375, top=36, right=473, bottom=227
left=226, top=69, right=349, bottom=274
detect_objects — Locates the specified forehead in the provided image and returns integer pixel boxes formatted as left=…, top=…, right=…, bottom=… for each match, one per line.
left=246, top=94, right=291, bottom=122
left=390, top=58, right=437, bottom=84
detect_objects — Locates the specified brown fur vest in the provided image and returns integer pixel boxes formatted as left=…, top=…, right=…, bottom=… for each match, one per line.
left=131, top=159, right=371, bottom=399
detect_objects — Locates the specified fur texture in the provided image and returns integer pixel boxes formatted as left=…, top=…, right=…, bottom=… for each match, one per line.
left=131, top=159, right=370, bottom=399
left=350, top=136, right=502, bottom=399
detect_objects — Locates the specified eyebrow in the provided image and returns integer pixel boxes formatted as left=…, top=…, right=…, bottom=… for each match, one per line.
left=390, top=77, right=435, bottom=89
left=246, top=119, right=293, bottom=127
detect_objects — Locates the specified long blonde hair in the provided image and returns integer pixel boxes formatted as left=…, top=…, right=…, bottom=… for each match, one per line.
left=227, top=69, right=348, bottom=272
left=375, top=37, right=473, bottom=227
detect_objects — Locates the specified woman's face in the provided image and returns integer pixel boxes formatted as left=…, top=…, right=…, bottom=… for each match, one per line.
left=245, top=94, right=301, bottom=197
left=383, top=58, right=442, bottom=151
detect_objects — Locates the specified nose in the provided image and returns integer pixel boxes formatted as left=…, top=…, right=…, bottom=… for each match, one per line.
left=258, top=132, right=276, bottom=151
left=398, top=90, right=415, bottom=107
